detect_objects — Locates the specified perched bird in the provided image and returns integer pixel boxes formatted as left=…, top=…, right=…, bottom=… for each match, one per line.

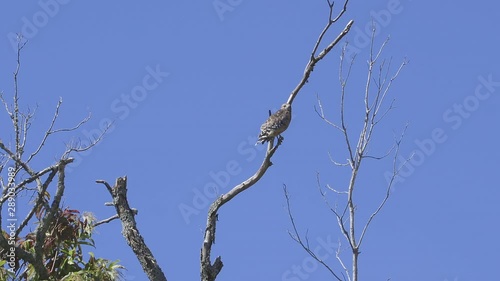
left=256, top=103, right=292, bottom=145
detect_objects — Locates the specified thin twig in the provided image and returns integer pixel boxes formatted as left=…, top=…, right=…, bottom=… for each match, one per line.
left=63, top=118, right=113, bottom=157
left=315, top=94, right=343, bottom=132
left=284, top=184, right=343, bottom=281
left=357, top=125, right=409, bottom=246
left=335, top=240, right=351, bottom=281
left=287, top=6, right=353, bottom=105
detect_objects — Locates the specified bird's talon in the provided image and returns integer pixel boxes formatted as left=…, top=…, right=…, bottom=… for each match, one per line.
left=277, top=135, right=284, bottom=145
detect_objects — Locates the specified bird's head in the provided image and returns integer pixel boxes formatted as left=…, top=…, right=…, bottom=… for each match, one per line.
left=282, top=103, right=291, bottom=110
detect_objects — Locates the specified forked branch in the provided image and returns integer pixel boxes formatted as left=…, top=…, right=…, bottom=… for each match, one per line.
left=288, top=2, right=353, bottom=105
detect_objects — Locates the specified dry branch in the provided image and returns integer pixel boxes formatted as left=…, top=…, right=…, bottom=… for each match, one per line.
left=97, top=177, right=167, bottom=281
left=93, top=209, right=138, bottom=227
left=284, top=185, right=343, bottom=281
left=201, top=140, right=279, bottom=281
left=287, top=19, right=353, bottom=105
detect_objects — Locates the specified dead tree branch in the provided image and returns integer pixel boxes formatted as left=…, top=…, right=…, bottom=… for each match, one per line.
left=15, top=167, right=57, bottom=237
left=201, top=140, right=280, bottom=281
left=284, top=185, right=344, bottom=281
left=357, top=125, right=408, bottom=247
left=93, top=208, right=138, bottom=227
left=26, top=97, right=91, bottom=164
left=288, top=0, right=353, bottom=105
left=62, top=117, right=112, bottom=157
left=97, top=177, right=167, bottom=281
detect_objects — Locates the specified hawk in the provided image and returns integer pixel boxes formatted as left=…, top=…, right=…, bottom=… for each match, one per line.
left=256, top=103, right=292, bottom=145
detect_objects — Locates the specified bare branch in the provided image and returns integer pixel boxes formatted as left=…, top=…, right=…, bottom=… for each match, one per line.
left=373, top=98, right=396, bottom=126
left=357, top=125, right=409, bottom=247
left=0, top=162, right=55, bottom=204
left=16, top=168, right=58, bottom=236
left=19, top=106, right=37, bottom=154
left=362, top=142, right=396, bottom=161
left=326, top=184, right=348, bottom=195
left=96, top=179, right=113, bottom=194
left=62, top=118, right=113, bottom=157
left=53, top=112, right=92, bottom=134
left=25, top=98, right=92, bottom=164
left=92, top=209, right=137, bottom=227
left=315, top=94, right=343, bottom=132
left=25, top=99, right=62, bottom=162
left=284, top=184, right=343, bottom=281
left=0, top=94, right=12, bottom=116
left=310, top=0, right=350, bottom=58
left=338, top=44, right=356, bottom=164
left=287, top=3, right=353, bottom=105
left=373, top=59, right=408, bottom=124
left=98, top=177, right=167, bottom=281
left=335, top=240, right=351, bottom=281
left=0, top=140, right=37, bottom=177
left=13, top=37, right=27, bottom=162
left=93, top=214, right=120, bottom=227
left=201, top=139, right=281, bottom=281
left=327, top=151, right=350, bottom=167
left=372, top=34, right=390, bottom=65
left=317, top=174, right=352, bottom=248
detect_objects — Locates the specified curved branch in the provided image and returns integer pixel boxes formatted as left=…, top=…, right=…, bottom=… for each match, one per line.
left=62, top=118, right=113, bottom=158
left=201, top=140, right=280, bottom=281
left=26, top=98, right=91, bottom=164
left=93, top=209, right=138, bottom=227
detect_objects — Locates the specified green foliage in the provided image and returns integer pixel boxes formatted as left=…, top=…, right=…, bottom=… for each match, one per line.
left=60, top=253, right=124, bottom=281
left=0, top=260, right=15, bottom=280
left=5, top=208, right=124, bottom=280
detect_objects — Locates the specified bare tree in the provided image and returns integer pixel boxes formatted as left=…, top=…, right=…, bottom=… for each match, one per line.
left=200, top=1, right=353, bottom=280
left=284, top=26, right=409, bottom=281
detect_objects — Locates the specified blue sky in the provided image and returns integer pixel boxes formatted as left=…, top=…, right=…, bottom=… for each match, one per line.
left=1, top=1, right=500, bottom=280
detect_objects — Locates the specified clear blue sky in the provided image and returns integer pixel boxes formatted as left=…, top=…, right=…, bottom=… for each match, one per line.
left=1, top=1, right=499, bottom=280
